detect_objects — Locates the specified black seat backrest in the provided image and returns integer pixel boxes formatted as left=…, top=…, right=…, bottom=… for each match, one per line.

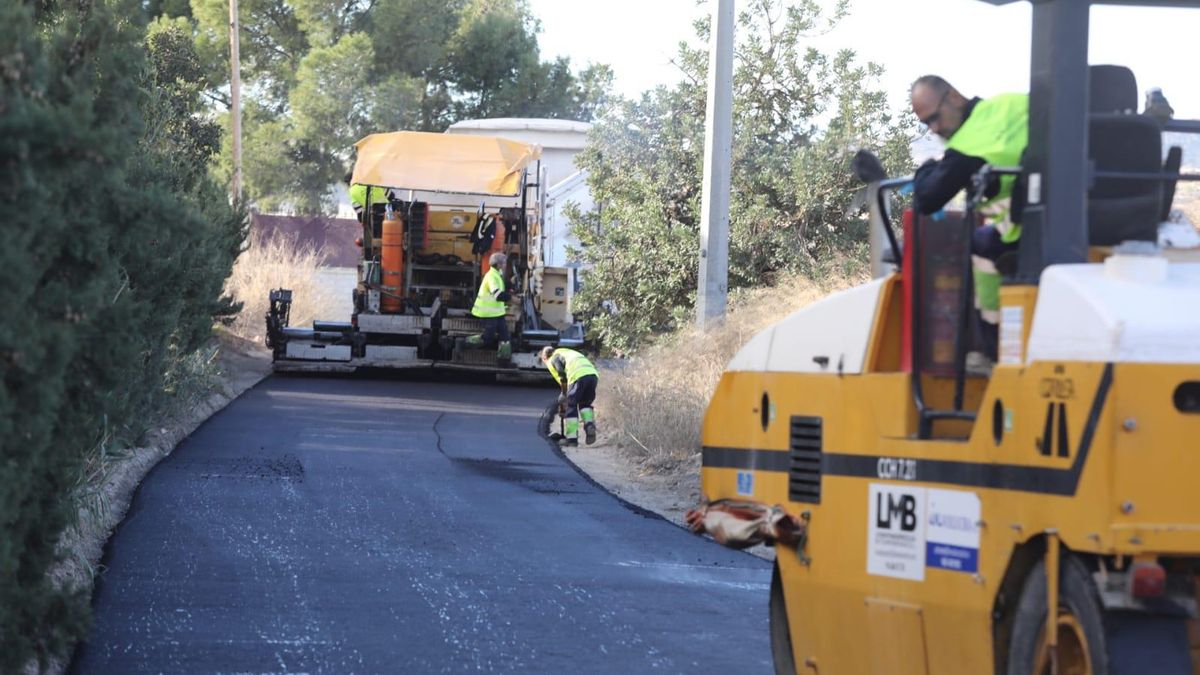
left=1090, top=65, right=1138, bottom=114
left=1008, top=65, right=1158, bottom=246
left=1083, top=64, right=1160, bottom=245
left=1088, top=113, right=1162, bottom=245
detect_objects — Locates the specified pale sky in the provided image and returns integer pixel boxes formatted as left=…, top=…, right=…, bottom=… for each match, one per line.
left=528, top=0, right=1200, bottom=118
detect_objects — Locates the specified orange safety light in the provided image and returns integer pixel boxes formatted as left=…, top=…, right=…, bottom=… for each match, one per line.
left=1130, top=561, right=1166, bottom=598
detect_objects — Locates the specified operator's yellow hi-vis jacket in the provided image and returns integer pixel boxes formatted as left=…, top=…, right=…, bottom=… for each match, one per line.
left=471, top=267, right=507, bottom=318
left=944, top=93, right=1029, bottom=243
left=545, top=348, right=599, bottom=387
left=349, top=184, right=390, bottom=210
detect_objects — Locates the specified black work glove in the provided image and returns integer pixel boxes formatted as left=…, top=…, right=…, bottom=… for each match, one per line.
left=497, top=291, right=511, bottom=302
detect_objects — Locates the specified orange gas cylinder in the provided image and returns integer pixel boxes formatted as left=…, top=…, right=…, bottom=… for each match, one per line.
left=381, top=211, right=405, bottom=313
left=480, top=214, right=506, bottom=277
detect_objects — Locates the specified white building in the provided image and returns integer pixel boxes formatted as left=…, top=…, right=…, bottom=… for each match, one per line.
left=542, top=169, right=593, bottom=268
left=447, top=118, right=590, bottom=186
left=446, top=118, right=593, bottom=269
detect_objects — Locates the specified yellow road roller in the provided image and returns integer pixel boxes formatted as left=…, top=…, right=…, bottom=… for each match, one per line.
left=697, top=1, right=1200, bottom=672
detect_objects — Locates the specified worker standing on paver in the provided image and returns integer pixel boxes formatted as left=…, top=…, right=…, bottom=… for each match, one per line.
left=466, top=252, right=512, bottom=361
left=539, top=346, right=599, bottom=446
left=346, top=173, right=391, bottom=222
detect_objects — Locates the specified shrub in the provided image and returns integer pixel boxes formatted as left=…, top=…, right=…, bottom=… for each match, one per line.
left=0, top=1, right=244, bottom=668
left=596, top=272, right=862, bottom=469
left=569, top=0, right=912, bottom=354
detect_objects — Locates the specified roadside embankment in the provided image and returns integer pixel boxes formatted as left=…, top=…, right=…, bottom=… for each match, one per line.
left=595, top=272, right=861, bottom=471
left=557, top=272, right=863, bottom=556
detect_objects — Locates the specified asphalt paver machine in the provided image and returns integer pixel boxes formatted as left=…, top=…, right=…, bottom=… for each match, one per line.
left=266, top=131, right=583, bottom=377
left=695, top=1, right=1200, bottom=673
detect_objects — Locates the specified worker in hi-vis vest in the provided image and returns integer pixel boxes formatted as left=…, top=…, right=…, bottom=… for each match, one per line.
left=539, top=346, right=599, bottom=446
left=465, top=252, right=512, bottom=361
left=910, top=75, right=1028, bottom=374
left=346, top=174, right=392, bottom=222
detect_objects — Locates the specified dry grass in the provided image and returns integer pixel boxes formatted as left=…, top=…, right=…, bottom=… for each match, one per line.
left=224, top=232, right=344, bottom=340
left=597, top=272, right=864, bottom=471
left=1172, top=180, right=1200, bottom=226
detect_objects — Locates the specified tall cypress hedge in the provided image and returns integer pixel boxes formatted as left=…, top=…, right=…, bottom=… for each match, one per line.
left=0, top=0, right=245, bottom=669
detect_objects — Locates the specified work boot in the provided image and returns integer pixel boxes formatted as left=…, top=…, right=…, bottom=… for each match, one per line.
left=965, top=351, right=994, bottom=377
left=558, top=437, right=578, bottom=447
left=497, top=341, right=512, bottom=363
left=562, top=418, right=579, bottom=447
left=464, top=335, right=484, bottom=348
left=584, top=422, right=597, bottom=446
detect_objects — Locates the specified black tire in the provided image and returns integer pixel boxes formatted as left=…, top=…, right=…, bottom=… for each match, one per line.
left=769, top=564, right=797, bottom=675
left=1006, top=555, right=1107, bottom=675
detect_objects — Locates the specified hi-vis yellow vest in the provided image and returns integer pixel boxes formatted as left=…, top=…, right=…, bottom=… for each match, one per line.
left=546, top=348, right=599, bottom=386
left=349, top=184, right=389, bottom=209
left=472, top=267, right=507, bottom=318
left=944, top=93, right=1029, bottom=243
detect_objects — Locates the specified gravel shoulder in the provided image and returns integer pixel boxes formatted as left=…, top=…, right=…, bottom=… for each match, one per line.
left=561, top=434, right=702, bottom=527
left=558, top=424, right=775, bottom=561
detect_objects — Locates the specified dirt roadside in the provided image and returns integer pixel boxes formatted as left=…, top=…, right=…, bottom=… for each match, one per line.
left=562, top=429, right=701, bottom=526
left=46, top=331, right=272, bottom=673
left=559, top=424, right=775, bottom=562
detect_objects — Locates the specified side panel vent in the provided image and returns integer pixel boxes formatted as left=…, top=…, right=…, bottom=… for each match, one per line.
left=789, top=416, right=823, bottom=504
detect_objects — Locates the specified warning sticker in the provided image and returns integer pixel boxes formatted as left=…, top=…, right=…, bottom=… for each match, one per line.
left=925, top=489, right=981, bottom=574
left=736, top=471, right=754, bottom=496
left=999, top=305, right=1024, bottom=365
left=867, top=484, right=926, bottom=581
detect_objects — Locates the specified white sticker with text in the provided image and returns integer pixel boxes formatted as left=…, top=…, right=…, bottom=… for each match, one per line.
left=867, top=484, right=926, bottom=581
left=925, top=489, right=981, bottom=574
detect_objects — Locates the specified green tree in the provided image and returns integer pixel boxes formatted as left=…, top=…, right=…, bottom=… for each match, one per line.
left=188, top=0, right=611, bottom=213
left=0, top=1, right=243, bottom=668
left=446, top=0, right=613, bottom=123
left=570, top=0, right=912, bottom=354
left=368, top=0, right=463, bottom=80
left=191, top=0, right=308, bottom=109
left=286, top=32, right=376, bottom=211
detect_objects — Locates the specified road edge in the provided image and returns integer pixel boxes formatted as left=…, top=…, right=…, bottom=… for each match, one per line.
left=537, top=400, right=672, bottom=524
left=537, top=400, right=776, bottom=562
left=50, top=335, right=273, bottom=674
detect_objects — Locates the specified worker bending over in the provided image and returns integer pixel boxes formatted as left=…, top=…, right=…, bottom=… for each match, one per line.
left=466, top=252, right=512, bottom=361
left=909, top=75, right=1028, bottom=372
left=540, top=346, right=599, bottom=446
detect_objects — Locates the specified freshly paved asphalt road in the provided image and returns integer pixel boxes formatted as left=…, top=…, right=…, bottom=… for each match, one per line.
left=71, top=374, right=772, bottom=673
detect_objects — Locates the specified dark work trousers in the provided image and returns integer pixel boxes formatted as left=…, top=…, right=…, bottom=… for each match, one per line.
left=971, top=225, right=1020, bottom=359
left=480, top=316, right=510, bottom=347
left=564, top=374, right=598, bottom=421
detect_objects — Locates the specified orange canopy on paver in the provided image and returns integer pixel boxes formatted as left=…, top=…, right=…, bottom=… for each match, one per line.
left=351, top=131, right=541, bottom=197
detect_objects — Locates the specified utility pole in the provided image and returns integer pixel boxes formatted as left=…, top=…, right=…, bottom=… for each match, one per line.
left=696, top=0, right=734, bottom=328
left=229, top=0, right=243, bottom=204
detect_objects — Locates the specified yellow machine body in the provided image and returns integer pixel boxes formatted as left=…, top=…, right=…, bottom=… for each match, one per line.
left=422, top=209, right=479, bottom=262
left=701, top=274, right=1200, bottom=673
